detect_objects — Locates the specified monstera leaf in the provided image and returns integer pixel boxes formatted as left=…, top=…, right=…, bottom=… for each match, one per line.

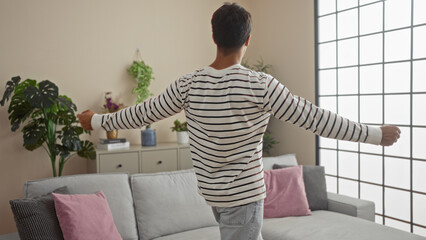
left=8, top=94, right=34, bottom=131
left=78, top=140, right=96, bottom=160
left=61, top=126, right=83, bottom=151
left=0, top=76, right=21, bottom=106
left=56, top=95, right=76, bottom=113
left=24, top=80, right=58, bottom=109
left=22, top=120, right=46, bottom=151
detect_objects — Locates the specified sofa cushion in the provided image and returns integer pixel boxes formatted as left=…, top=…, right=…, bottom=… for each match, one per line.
left=262, top=210, right=425, bottom=240
left=24, top=173, right=137, bottom=240
left=53, top=191, right=122, bottom=240
left=153, top=226, right=219, bottom=240
left=264, top=166, right=311, bottom=218
left=262, top=154, right=298, bottom=171
left=273, top=165, right=328, bottom=211
left=10, top=186, right=69, bottom=240
left=130, top=169, right=217, bottom=240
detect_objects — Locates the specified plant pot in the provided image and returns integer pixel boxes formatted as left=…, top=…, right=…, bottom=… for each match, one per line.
left=141, top=127, right=156, bottom=146
left=176, top=131, right=189, bottom=144
left=106, top=130, right=118, bottom=139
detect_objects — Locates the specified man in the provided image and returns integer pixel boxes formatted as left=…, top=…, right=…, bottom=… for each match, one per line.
left=78, top=3, right=400, bottom=240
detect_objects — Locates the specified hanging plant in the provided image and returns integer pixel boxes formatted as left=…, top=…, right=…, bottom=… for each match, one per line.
left=127, top=49, right=155, bottom=104
left=0, top=76, right=96, bottom=177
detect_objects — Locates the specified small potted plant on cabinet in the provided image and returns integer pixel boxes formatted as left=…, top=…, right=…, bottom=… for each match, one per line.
left=171, top=120, right=188, bottom=144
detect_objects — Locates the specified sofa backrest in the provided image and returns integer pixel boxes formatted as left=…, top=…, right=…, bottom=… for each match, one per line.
left=24, top=173, right=138, bottom=240
left=130, top=169, right=218, bottom=240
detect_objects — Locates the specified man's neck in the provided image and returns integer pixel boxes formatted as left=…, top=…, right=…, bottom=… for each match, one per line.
left=209, top=48, right=245, bottom=70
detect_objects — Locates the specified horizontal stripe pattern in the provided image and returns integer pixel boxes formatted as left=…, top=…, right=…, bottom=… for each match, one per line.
left=98, top=64, right=376, bottom=207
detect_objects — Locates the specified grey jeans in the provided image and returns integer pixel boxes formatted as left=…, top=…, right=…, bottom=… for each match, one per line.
left=211, top=200, right=264, bottom=240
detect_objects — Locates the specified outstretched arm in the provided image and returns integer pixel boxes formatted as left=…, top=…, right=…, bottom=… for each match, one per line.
left=78, top=78, right=187, bottom=131
left=262, top=77, right=400, bottom=146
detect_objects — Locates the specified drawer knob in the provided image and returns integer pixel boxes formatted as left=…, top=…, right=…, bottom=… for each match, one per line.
left=157, top=161, right=162, bottom=165
left=117, top=164, right=123, bottom=168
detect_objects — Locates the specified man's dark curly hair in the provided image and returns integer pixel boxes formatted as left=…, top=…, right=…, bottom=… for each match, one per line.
left=211, top=3, right=252, bottom=54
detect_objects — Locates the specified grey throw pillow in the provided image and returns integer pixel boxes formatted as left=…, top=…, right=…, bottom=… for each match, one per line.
left=272, top=165, right=328, bottom=210
left=9, top=186, right=69, bottom=240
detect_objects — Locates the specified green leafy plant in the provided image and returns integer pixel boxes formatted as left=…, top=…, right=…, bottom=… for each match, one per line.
left=0, top=76, right=96, bottom=177
left=263, top=130, right=279, bottom=156
left=128, top=60, right=155, bottom=104
left=242, top=57, right=272, bottom=74
left=171, top=120, right=188, bottom=132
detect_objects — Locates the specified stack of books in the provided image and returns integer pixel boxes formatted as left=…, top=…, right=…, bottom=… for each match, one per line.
left=97, top=138, right=130, bottom=151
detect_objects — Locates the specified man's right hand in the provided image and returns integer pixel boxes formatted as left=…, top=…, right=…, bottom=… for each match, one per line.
left=380, top=125, right=401, bottom=146
left=77, top=110, right=95, bottom=131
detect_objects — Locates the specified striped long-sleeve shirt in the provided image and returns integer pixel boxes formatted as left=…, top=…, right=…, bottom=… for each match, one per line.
left=92, top=64, right=382, bottom=207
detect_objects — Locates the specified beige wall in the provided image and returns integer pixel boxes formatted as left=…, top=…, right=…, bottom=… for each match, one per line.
left=248, top=0, right=316, bottom=166
left=0, top=0, right=315, bottom=234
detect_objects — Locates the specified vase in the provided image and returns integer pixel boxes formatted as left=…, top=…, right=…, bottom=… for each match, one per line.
left=141, top=127, right=156, bottom=146
left=177, top=131, right=189, bottom=144
left=106, top=130, right=118, bottom=139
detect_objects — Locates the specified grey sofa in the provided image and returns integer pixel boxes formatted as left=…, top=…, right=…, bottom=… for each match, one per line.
left=1, top=157, right=425, bottom=240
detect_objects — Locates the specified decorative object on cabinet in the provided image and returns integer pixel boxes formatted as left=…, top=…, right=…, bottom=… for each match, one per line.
left=171, top=120, right=189, bottom=144
left=102, top=92, right=124, bottom=139
left=88, top=143, right=192, bottom=174
left=128, top=48, right=157, bottom=146
left=0, top=76, right=96, bottom=177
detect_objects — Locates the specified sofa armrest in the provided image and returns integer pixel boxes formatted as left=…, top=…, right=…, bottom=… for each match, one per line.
left=327, top=192, right=375, bottom=222
left=0, top=233, right=20, bottom=240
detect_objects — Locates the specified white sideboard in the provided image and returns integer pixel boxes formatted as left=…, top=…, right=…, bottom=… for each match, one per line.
left=87, top=143, right=193, bottom=174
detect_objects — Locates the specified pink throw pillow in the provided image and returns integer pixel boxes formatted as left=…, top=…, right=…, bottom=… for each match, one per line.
left=52, top=191, right=122, bottom=240
left=263, top=166, right=312, bottom=218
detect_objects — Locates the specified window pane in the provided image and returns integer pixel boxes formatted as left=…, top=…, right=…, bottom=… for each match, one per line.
left=414, top=0, right=426, bottom=25
left=360, top=0, right=379, bottom=5
left=385, top=188, right=410, bottom=221
left=385, top=218, right=411, bottom=232
left=414, top=193, right=426, bottom=227
left=320, top=149, right=337, bottom=175
left=319, top=0, right=336, bottom=16
left=320, top=42, right=337, bottom=69
left=319, top=14, right=336, bottom=43
left=338, top=96, right=359, bottom=121
left=360, top=64, right=383, bottom=94
left=360, top=139, right=383, bottom=154
left=384, top=62, right=411, bottom=93
left=338, top=38, right=358, bottom=67
left=384, top=29, right=411, bottom=62
left=319, top=69, right=337, bottom=95
left=339, top=140, right=359, bottom=151
left=414, top=26, right=426, bottom=59
left=338, top=9, right=358, bottom=39
left=360, top=33, right=383, bottom=64
left=384, top=126, right=410, bottom=158
left=338, top=67, right=358, bottom=94
left=360, top=2, right=383, bottom=35
left=337, top=0, right=358, bottom=11
left=339, top=178, right=359, bottom=198
left=375, top=215, right=383, bottom=224
left=413, top=60, right=426, bottom=92
left=384, top=157, right=410, bottom=189
left=413, top=127, right=426, bottom=159
left=338, top=151, right=358, bottom=179
left=413, top=160, right=426, bottom=193
left=384, top=95, right=410, bottom=125
left=413, top=94, right=426, bottom=126
left=326, top=175, right=337, bottom=193
left=360, top=183, right=383, bottom=213
left=319, top=137, right=337, bottom=149
left=414, top=226, right=426, bottom=238
left=360, top=154, right=382, bottom=184
left=360, top=95, right=382, bottom=124
left=384, top=0, right=411, bottom=31
left=319, top=96, right=337, bottom=112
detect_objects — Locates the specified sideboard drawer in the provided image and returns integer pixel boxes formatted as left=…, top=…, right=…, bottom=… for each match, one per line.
left=179, top=147, right=193, bottom=170
left=99, top=152, right=139, bottom=174
left=141, top=149, right=178, bottom=173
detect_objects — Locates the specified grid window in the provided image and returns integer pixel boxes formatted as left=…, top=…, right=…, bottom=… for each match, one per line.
left=316, top=0, right=426, bottom=235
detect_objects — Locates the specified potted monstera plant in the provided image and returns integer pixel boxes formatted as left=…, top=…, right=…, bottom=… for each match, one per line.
left=0, top=76, right=96, bottom=177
